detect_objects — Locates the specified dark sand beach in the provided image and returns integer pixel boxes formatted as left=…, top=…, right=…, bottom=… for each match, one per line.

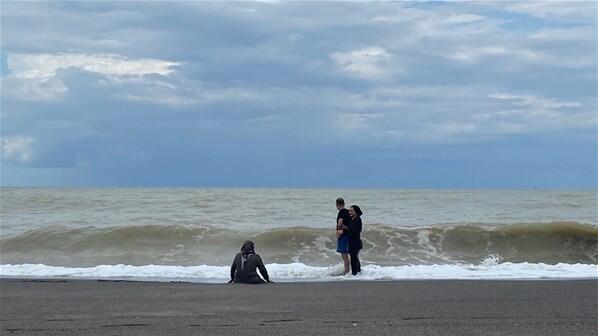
left=1, top=279, right=597, bottom=335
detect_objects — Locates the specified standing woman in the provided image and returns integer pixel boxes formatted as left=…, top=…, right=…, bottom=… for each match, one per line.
left=335, top=198, right=352, bottom=275
left=347, top=205, right=363, bottom=275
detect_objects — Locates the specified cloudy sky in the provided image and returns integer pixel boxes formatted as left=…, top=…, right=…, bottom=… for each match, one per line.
left=1, top=1, right=596, bottom=188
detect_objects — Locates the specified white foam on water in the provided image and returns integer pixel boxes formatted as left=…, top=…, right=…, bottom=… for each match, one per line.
left=1, top=262, right=597, bottom=282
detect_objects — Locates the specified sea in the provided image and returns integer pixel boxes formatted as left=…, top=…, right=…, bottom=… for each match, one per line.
left=1, top=188, right=597, bottom=282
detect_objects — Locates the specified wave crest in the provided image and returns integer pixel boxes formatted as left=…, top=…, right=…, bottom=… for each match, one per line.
left=1, top=221, right=597, bottom=266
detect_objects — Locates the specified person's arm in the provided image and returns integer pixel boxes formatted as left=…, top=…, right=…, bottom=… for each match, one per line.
left=337, top=218, right=351, bottom=230
left=356, top=218, right=363, bottom=249
left=337, top=217, right=344, bottom=230
left=336, top=217, right=345, bottom=237
left=343, top=220, right=354, bottom=235
left=256, top=255, right=272, bottom=283
left=229, top=254, right=238, bottom=283
left=340, top=210, right=353, bottom=232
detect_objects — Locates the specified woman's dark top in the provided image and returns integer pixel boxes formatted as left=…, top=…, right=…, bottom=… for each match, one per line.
left=346, top=216, right=363, bottom=253
left=230, top=252, right=270, bottom=284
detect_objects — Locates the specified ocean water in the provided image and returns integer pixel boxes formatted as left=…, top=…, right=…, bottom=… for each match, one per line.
left=1, top=188, right=597, bottom=281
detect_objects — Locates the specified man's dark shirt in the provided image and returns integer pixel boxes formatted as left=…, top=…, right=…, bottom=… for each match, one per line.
left=337, top=208, right=352, bottom=238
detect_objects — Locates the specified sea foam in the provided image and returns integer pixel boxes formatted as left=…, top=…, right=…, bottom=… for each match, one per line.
left=1, top=262, right=596, bottom=282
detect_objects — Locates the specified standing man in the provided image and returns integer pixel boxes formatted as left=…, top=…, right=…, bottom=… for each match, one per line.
left=335, top=197, right=352, bottom=275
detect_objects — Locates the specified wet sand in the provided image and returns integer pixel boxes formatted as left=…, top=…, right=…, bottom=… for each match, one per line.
left=1, top=279, right=597, bottom=335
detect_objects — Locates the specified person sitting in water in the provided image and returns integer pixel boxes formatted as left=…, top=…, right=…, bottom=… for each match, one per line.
left=229, top=240, right=272, bottom=284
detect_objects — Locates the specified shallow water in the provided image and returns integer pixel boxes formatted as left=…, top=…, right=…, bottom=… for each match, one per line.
left=1, top=188, right=597, bottom=280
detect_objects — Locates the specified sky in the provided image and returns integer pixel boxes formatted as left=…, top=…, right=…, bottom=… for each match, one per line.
left=1, top=1, right=596, bottom=189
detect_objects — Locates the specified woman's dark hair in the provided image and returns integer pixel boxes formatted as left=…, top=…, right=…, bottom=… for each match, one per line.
left=350, top=205, right=363, bottom=217
left=241, top=240, right=255, bottom=254
left=336, top=198, right=345, bottom=206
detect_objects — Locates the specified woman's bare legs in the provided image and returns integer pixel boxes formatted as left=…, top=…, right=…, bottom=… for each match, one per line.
left=341, top=253, right=350, bottom=274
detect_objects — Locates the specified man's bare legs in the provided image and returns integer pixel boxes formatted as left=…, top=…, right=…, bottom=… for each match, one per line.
left=341, top=253, right=350, bottom=274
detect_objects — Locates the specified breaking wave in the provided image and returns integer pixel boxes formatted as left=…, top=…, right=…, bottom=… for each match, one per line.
left=2, top=221, right=597, bottom=266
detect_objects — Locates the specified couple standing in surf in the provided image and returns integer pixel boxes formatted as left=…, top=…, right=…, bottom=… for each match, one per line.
left=228, top=197, right=363, bottom=284
left=335, top=197, right=363, bottom=275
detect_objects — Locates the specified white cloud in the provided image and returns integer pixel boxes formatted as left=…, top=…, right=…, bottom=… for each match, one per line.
left=529, top=26, right=595, bottom=42
left=448, top=44, right=592, bottom=69
left=371, top=7, right=496, bottom=43
left=503, top=2, right=596, bottom=20
left=416, top=121, right=478, bottom=142
left=324, top=86, right=593, bottom=145
left=336, top=112, right=382, bottom=131
left=8, top=53, right=178, bottom=79
left=251, top=0, right=280, bottom=3
left=1, top=136, right=35, bottom=164
left=489, top=93, right=582, bottom=110
left=4, top=53, right=179, bottom=101
left=2, top=76, right=68, bottom=102
left=1, top=2, right=595, bottom=150
left=441, top=13, right=486, bottom=25
left=475, top=93, right=591, bottom=131
left=449, top=46, right=539, bottom=63
left=330, top=47, right=392, bottom=78
left=371, top=10, right=486, bottom=26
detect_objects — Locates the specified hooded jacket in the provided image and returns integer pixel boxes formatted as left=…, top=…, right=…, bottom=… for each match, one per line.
left=230, top=241, right=270, bottom=284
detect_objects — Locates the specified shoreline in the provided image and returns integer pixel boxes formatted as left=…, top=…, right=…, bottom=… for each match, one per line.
left=2, top=278, right=597, bottom=335
left=2, top=275, right=598, bottom=283
left=3, top=261, right=597, bottom=282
